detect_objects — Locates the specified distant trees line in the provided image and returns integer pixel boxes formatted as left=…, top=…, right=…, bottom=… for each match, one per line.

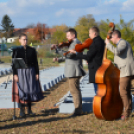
left=0, top=14, right=14, bottom=40
left=1, top=14, right=134, bottom=61
left=47, top=15, right=134, bottom=47
left=49, top=14, right=134, bottom=61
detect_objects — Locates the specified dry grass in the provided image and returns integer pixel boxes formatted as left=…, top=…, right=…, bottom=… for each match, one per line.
left=0, top=78, right=134, bottom=134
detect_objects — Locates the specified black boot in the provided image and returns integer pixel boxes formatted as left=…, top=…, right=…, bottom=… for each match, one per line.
left=19, top=103, right=25, bottom=118
left=27, top=103, right=35, bottom=115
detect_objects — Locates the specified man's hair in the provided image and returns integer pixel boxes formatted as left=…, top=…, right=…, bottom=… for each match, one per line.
left=90, top=26, right=100, bottom=36
left=67, top=28, right=77, bottom=38
left=112, top=30, right=121, bottom=38
left=19, top=33, right=27, bottom=39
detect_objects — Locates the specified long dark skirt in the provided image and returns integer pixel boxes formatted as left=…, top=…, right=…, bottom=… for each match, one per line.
left=12, top=67, right=44, bottom=103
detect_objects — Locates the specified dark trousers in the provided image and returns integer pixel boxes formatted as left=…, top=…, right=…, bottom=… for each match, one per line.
left=93, top=83, right=97, bottom=94
left=19, top=103, right=32, bottom=111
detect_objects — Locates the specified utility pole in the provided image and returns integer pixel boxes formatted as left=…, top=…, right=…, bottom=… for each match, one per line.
left=1, top=40, right=4, bottom=56
left=42, top=24, right=43, bottom=43
left=49, top=33, right=51, bottom=52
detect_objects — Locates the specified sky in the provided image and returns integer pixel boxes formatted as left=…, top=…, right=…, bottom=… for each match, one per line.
left=0, top=0, right=134, bottom=28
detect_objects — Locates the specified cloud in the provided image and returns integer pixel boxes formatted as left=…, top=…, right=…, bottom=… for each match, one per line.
left=50, top=2, right=55, bottom=5
left=56, top=9, right=65, bottom=17
left=0, top=2, right=16, bottom=17
left=104, top=0, right=119, bottom=5
left=0, top=0, right=134, bottom=28
left=121, top=0, right=134, bottom=12
left=0, top=0, right=97, bottom=19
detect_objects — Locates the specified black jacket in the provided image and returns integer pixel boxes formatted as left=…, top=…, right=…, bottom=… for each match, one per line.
left=12, top=45, right=39, bottom=75
left=76, top=36, right=105, bottom=83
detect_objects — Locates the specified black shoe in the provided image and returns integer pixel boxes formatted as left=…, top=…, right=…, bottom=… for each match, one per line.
left=69, top=112, right=83, bottom=117
left=27, top=103, right=35, bottom=116
left=19, top=103, right=25, bottom=118
left=27, top=110, right=36, bottom=116
left=19, top=109, right=26, bottom=118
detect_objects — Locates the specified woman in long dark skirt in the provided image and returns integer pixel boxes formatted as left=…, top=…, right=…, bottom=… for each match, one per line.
left=12, top=33, right=44, bottom=117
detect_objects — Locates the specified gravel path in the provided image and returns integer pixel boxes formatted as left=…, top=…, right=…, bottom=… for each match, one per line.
left=0, top=74, right=13, bottom=84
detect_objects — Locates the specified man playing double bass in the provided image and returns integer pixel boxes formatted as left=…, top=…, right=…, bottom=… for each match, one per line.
left=105, top=30, right=134, bottom=120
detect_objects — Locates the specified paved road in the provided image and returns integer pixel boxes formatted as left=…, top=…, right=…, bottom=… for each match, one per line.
left=0, top=51, right=11, bottom=56
left=0, top=63, right=12, bottom=84
left=0, top=63, right=11, bottom=68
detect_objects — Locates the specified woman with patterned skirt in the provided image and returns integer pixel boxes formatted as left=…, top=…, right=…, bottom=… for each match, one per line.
left=12, top=33, right=44, bottom=117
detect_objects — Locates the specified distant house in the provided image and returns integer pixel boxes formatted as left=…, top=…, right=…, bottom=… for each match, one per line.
left=13, top=28, right=56, bottom=41
left=0, top=37, right=18, bottom=43
left=0, top=37, right=6, bottom=43
left=7, top=37, right=18, bottom=43
left=45, top=28, right=56, bottom=39
left=0, top=27, right=57, bottom=44
left=0, top=28, right=57, bottom=44
left=13, top=28, right=35, bottom=37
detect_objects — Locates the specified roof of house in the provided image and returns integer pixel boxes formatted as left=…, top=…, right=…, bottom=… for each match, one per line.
left=13, top=28, right=35, bottom=36
left=13, top=28, right=56, bottom=37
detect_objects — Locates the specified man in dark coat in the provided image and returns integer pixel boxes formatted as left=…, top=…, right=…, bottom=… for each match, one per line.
left=69, top=26, right=105, bottom=92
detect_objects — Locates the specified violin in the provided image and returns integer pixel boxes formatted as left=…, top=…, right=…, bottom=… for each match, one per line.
left=75, top=38, right=93, bottom=52
left=63, top=38, right=93, bottom=56
left=93, top=22, right=123, bottom=121
left=51, top=39, right=73, bottom=50
left=51, top=37, right=93, bottom=56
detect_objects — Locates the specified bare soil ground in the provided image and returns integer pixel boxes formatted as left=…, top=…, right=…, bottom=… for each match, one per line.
left=0, top=78, right=134, bottom=134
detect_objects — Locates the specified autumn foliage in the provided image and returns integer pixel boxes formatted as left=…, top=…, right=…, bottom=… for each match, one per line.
left=34, top=23, right=49, bottom=41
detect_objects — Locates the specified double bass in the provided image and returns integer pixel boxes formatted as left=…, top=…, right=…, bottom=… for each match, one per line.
left=93, top=22, right=123, bottom=121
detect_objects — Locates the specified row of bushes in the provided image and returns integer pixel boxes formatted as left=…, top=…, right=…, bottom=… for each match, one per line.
left=37, top=49, right=55, bottom=58
left=37, top=47, right=61, bottom=58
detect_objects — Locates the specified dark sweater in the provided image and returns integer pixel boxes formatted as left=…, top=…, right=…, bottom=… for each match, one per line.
left=12, top=45, right=39, bottom=75
left=76, top=36, right=105, bottom=83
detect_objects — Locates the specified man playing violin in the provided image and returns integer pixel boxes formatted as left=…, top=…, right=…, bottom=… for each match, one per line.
left=69, top=26, right=105, bottom=93
left=52, top=28, right=86, bottom=116
left=105, top=30, right=134, bottom=121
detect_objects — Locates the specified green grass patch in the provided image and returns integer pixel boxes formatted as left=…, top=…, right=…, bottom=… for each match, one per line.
left=0, top=56, right=60, bottom=69
left=0, top=56, right=12, bottom=63
left=38, top=57, right=60, bottom=69
left=5, top=43, right=17, bottom=49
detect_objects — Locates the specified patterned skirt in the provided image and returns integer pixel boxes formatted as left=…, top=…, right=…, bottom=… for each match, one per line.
left=12, top=67, right=44, bottom=103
